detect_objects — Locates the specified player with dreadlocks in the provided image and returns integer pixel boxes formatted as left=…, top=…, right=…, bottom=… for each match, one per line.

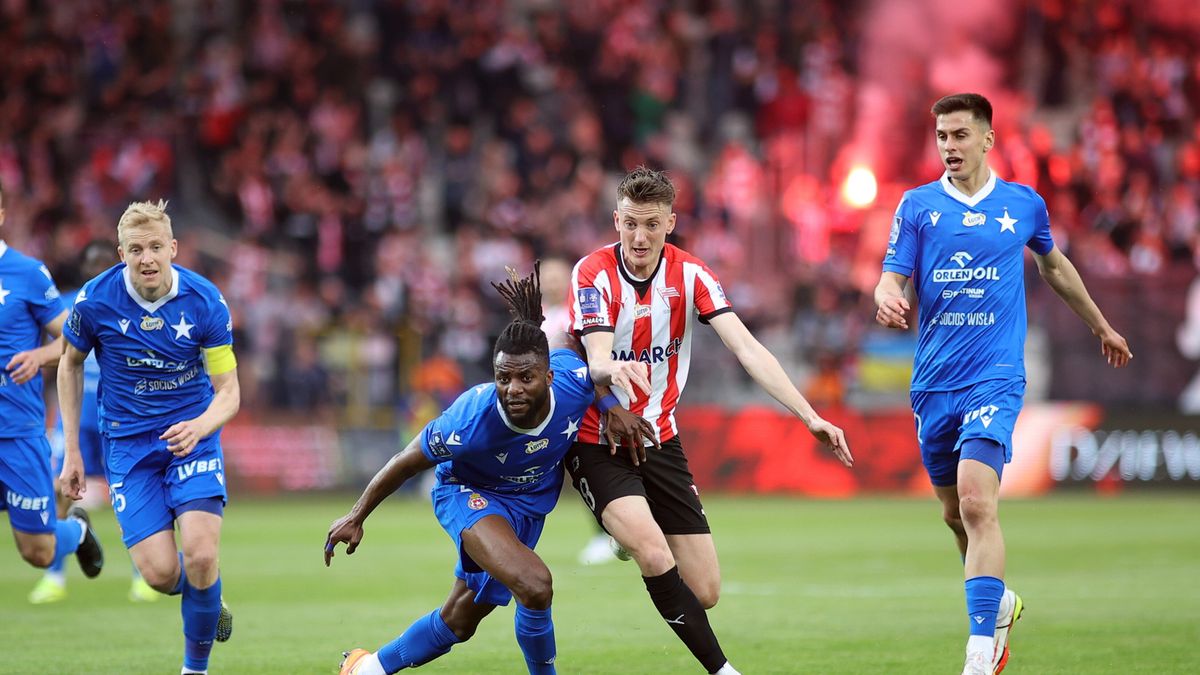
left=327, top=262, right=656, bottom=675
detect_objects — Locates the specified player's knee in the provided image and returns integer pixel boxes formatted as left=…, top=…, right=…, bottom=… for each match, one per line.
left=139, top=562, right=180, bottom=591
left=957, top=493, right=996, bottom=527
left=182, top=548, right=219, bottom=581
left=942, top=507, right=965, bottom=534
left=441, top=601, right=483, bottom=641
left=628, top=541, right=675, bottom=576
left=514, top=568, right=554, bottom=610
left=694, top=582, right=720, bottom=609
left=17, top=541, right=54, bottom=568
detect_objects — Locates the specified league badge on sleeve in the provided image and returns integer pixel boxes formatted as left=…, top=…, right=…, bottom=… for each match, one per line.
left=429, top=431, right=452, bottom=458
left=578, top=287, right=602, bottom=315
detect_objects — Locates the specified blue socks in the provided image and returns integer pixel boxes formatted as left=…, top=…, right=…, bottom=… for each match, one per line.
left=515, top=604, right=556, bottom=674
left=965, top=575, right=1005, bottom=636
left=181, top=575, right=222, bottom=672
left=51, top=517, right=83, bottom=566
left=378, top=609, right=461, bottom=672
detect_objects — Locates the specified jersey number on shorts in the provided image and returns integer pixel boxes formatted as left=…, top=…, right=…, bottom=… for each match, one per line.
left=109, top=482, right=127, bottom=513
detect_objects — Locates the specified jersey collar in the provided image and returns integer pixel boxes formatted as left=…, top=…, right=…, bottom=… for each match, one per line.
left=122, top=265, right=182, bottom=313
left=496, top=388, right=557, bottom=436
left=939, top=169, right=996, bottom=208
left=0, top=240, right=8, bottom=261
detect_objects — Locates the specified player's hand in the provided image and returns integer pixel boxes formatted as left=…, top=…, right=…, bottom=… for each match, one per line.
left=807, top=417, right=853, bottom=467
left=609, top=361, right=652, bottom=402
left=5, top=350, right=42, bottom=385
left=59, top=452, right=87, bottom=501
left=161, top=419, right=208, bottom=457
left=604, top=406, right=660, bottom=466
left=1097, top=329, right=1132, bottom=368
left=324, top=514, right=364, bottom=567
left=875, top=296, right=910, bottom=330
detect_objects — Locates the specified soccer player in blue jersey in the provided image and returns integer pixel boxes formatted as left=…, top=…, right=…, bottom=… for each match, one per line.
left=59, top=200, right=239, bottom=675
left=326, top=263, right=654, bottom=675
left=32, top=239, right=160, bottom=604
left=874, top=93, right=1133, bottom=675
left=0, top=183, right=105, bottom=584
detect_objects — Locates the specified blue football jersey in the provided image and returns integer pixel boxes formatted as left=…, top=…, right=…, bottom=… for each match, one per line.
left=63, top=264, right=234, bottom=437
left=883, top=173, right=1055, bottom=391
left=420, top=349, right=594, bottom=517
left=57, top=288, right=102, bottom=428
left=0, top=241, right=65, bottom=438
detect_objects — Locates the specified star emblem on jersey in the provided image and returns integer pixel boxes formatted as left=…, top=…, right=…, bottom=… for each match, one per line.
left=562, top=417, right=579, bottom=440
left=996, top=209, right=1018, bottom=234
left=171, top=312, right=194, bottom=340
left=0, top=279, right=9, bottom=305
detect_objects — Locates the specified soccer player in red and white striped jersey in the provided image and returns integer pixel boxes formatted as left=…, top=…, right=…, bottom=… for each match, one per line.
left=566, top=167, right=853, bottom=674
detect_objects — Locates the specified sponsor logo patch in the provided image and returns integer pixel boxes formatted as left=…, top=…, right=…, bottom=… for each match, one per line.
left=961, top=211, right=986, bottom=227
left=525, top=438, right=550, bottom=454
left=141, top=315, right=164, bottom=331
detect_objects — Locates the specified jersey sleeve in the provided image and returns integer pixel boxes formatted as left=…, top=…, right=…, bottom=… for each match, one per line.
left=569, top=255, right=617, bottom=336
left=419, top=387, right=485, bottom=464
left=201, top=292, right=234, bottom=348
left=29, top=264, right=65, bottom=327
left=691, top=261, right=734, bottom=324
left=549, top=349, right=593, bottom=402
left=882, top=194, right=918, bottom=277
left=62, top=285, right=97, bottom=355
left=1026, top=192, right=1055, bottom=256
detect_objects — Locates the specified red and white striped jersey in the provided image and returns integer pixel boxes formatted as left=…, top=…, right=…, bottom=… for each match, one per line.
left=569, top=243, right=733, bottom=444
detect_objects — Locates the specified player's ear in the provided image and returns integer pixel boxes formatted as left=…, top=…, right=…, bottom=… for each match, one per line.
left=170, top=239, right=178, bottom=260
left=666, top=211, right=677, bottom=235
left=612, top=208, right=621, bottom=232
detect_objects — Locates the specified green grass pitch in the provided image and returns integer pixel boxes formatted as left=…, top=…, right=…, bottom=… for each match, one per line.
left=1, top=494, right=1197, bottom=673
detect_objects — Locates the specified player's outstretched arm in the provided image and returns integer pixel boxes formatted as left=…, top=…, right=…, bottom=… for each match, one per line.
left=5, top=310, right=67, bottom=384
left=874, top=272, right=912, bottom=330
left=708, top=312, right=853, bottom=467
left=1033, top=247, right=1132, bottom=368
left=581, top=330, right=652, bottom=401
left=57, top=342, right=89, bottom=500
left=161, top=367, right=242, bottom=457
left=324, top=437, right=435, bottom=566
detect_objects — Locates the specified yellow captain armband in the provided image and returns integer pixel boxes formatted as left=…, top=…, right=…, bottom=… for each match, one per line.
left=203, top=345, right=238, bottom=375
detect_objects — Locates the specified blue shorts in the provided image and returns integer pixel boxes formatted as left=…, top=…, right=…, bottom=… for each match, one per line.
left=431, top=481, right=546, bottom=607
left=0, top=436, right=56, bottom=534
left=910, top=378, right=1025, bottom=487
left=104, top=429, right=228, bottom=548
left=49, top=425, right=106, bottom=478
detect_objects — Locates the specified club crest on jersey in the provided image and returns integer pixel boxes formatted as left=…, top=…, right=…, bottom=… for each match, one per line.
left=961, top=212, right=986, bottom=227
left=658, top=286, right=680, bottom=300
left=525, top=438, right=549, bottom=454
left=467, top=492, right=488, bottom=510
left=578, top=287, right=601, bottom=315
left=141, top=315, right=164, bottom=331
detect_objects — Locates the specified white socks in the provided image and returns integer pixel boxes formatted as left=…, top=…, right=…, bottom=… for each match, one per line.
left=715, top=663, right=742, bottom=675
left=966, top=634, right=994, bottom=656
left=355, top=652, right=387, bottom=675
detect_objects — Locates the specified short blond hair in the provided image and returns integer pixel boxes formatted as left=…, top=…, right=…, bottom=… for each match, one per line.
left=117, top=199, right=173, bottom=245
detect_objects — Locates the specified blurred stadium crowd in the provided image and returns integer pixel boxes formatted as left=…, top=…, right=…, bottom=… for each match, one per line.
left=1, top=0, right=1198, bottom=422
